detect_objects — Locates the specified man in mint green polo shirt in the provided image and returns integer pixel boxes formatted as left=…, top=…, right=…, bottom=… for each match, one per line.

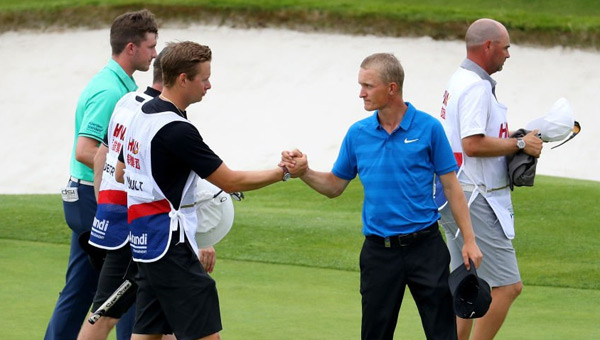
left=46, top=9, right=158, bottom=340
left=69, top=57, right=139, bottom=181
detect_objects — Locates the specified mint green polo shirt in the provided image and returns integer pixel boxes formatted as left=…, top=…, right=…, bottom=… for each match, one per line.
left=69, top=59, right=138, bottom=182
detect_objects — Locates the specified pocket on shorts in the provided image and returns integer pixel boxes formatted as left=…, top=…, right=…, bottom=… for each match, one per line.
left=61, top=184, right=79, bottom=202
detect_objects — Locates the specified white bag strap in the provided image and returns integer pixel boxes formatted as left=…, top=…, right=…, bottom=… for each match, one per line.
left=453, top=161, right=481, bottom=240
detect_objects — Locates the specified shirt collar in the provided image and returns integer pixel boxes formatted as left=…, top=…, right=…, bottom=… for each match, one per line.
left=144, top=86, right=161, bottom=98
left=369, top=102, right=416, bottom=133
left=399, top=102, right=416, bottom=131
left=107, top=58, right=138, bottom=92
left=461, top=58, right=496, bottom=90
left=157, top=96, right=188, bottom=119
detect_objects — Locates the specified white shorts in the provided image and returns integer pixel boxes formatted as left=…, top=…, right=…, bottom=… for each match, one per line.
left=439, top=192, right=521, bottom=287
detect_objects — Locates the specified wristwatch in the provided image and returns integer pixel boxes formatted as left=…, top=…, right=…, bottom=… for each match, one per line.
left=516, top=138, right=526, bottom=150
left=280, top=166, right=291, bottom=182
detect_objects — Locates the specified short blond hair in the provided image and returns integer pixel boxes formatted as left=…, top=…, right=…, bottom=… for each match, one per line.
left=360, top=53, right=404, bottom=93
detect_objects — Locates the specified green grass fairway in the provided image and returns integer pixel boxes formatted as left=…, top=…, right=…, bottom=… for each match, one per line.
left=1, top=176, right=599, bottom=339
left=1, top=239, right=599, bottom=339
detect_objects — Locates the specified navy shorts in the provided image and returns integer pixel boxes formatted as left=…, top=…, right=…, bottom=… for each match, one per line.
left=92, top=244, right=137, bottom=318
left=133, top=234, right=222, bottom=340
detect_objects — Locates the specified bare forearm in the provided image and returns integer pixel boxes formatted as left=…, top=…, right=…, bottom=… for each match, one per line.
left=115, top=161, right=125, bottom=184
left=441, top=172, right=476, bottom=243
left=207, top=165, right=284, bottom=193
left=439, top=171, right=482, bottom=267
left=462, top=135, right=518, bottom=157
left=300, top=169, right=347, bottom=198
left=93, top=145, right=108, bottom=200
left=463, top=130, right=542, bottom=158
left=279, top=149, right=348, bottom=198
left=228, top=169, right=282, bottom=192
left=441, top=172, right=482, bottom=268
left=446, top=189, right=476, bottom=244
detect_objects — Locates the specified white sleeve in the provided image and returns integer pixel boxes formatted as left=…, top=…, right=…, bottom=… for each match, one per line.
left=458, top=80, right=492, bottom=139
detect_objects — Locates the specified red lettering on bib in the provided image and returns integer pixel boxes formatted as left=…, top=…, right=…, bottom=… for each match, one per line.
left=498, top=122, right=509, bottom=138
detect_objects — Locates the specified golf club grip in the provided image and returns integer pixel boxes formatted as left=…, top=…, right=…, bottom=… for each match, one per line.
left=87, top=280, right=133, bottom=324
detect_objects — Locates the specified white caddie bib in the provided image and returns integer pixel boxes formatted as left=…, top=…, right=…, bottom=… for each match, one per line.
left=441, top=66, right=515, bottom=239
left=124, top=109, right=200, bottom=262
left=90, top=92, right=153, bottom=250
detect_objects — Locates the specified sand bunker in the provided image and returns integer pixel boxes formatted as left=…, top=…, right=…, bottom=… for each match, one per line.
left=0, top=25, right=597, bottom=193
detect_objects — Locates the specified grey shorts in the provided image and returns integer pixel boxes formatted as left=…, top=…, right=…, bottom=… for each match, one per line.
left=439, top=192, right=521, bottom=287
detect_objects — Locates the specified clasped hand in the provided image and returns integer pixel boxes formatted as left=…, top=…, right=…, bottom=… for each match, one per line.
left=280, top=149, right=308, bottom=178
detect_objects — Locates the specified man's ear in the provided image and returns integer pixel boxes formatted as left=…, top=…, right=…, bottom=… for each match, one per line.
left=483, top=39, right=492, bottom=51
left=178, top=73, right=188, bottom=86
left=389, top=82, right=398, bottom=95
left=124, top=42, right=136, bottom=56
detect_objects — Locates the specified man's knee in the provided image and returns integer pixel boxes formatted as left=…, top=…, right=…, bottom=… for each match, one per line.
left=508, top=281, right=523, bottom=298
left=511, top=281, right=523, bottom=297
left=494, top=281, right=522, bottom=301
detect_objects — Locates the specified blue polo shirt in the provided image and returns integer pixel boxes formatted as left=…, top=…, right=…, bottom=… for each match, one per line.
left=332, top=102, right=457, bottom=237
left=69, top=58, right=138, bottom=182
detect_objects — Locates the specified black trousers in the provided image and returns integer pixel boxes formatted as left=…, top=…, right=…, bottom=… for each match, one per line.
left=360, top=226, right=457, bottom=340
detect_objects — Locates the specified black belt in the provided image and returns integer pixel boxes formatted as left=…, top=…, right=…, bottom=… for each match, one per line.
left=366, top=222, right=439, bottom=248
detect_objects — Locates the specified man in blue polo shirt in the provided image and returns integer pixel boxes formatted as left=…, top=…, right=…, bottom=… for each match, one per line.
left=48, top=9, right=158, bottom=340
left=281, top=53, right=482, bottom=340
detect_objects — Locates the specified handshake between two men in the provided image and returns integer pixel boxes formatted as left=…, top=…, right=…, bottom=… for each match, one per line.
left=280, top=149, right=353, bottom=199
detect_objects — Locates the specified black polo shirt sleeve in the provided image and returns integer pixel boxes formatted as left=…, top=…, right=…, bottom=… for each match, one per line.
left=153, top=121, right=223, bottom=178
left=151, top=121, right=223, bottom=207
